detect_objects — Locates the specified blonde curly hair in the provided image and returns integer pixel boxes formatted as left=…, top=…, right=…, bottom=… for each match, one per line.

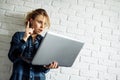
left=25, top=8, right=50, bottom=28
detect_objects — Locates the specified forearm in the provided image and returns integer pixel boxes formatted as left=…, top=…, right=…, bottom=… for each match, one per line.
left=8, top=40, right=27, bottom=63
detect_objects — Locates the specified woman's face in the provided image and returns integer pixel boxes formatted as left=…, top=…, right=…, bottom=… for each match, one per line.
left=31, top=15, right=47, bottom=35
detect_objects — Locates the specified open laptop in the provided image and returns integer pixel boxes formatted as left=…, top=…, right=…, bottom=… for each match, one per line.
left=32, top=31, right=84, bottom=67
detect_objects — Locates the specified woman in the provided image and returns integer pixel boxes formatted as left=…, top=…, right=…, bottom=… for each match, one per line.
left=8, top=8, right=58, bottom=80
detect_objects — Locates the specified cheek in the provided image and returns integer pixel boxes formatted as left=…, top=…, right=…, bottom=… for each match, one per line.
left=35, top=23, right=42, bottom=28
left=33, top=22, right=38, bottom=28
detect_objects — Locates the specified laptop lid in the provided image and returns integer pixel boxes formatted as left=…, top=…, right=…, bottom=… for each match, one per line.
left=32, top=31, right=84, bottom=67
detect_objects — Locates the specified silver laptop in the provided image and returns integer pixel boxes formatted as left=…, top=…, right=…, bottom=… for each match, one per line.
left=32, top=31, right=84, bottom=67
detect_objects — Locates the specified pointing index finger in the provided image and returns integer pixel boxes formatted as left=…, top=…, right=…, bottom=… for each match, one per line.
left=26, top=21, right=30, bottom=28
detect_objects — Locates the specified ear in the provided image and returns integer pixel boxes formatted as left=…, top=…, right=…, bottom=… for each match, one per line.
left=29, top=18, right=33, bottom=23
left=29, top=18, right=33, bottom=28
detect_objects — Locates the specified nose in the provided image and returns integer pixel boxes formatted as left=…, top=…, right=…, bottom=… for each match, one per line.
left=40, top=23, right=44, bottom=28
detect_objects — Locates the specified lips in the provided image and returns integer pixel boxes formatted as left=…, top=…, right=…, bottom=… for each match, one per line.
left=37, top=29, right=43, bottom=33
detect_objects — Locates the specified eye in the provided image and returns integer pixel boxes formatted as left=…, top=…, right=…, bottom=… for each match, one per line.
left=38, top=21, right=42, bottom=24
left=44, top=23, right=47, bottom=26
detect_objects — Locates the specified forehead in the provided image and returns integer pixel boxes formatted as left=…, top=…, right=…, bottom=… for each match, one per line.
left=35, top=15, right=46, bottom=22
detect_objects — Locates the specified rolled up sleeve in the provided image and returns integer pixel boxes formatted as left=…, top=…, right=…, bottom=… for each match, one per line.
left=8, top=32, right=27, bottom=63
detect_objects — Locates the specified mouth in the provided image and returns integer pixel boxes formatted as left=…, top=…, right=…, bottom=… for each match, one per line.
left=38, top=29, right=43, bottom=33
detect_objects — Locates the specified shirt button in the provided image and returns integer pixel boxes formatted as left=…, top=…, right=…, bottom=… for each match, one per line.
left=30, top=75, right=32, bottom=78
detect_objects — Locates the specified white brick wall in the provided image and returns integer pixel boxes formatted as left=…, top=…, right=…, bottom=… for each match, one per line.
left=0, top=0, right=120, bottom=80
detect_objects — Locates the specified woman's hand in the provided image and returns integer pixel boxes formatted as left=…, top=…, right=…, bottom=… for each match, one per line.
left=44, top=61, right=59, bottom=69
left=23, top=21, right=34, bottom=42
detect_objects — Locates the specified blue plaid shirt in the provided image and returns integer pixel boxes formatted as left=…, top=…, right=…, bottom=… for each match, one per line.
left=8, top=32, right=50, bottom=80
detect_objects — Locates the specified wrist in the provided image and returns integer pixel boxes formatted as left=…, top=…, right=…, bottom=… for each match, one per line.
left=23, top=36, right=28, bottom=42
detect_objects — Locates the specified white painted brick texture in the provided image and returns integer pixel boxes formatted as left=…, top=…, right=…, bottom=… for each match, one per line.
left=0, top=0, right=120, bottom=80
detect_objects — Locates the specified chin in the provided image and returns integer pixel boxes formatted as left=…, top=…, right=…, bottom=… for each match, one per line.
left=37, top=31, right=43, bottom=35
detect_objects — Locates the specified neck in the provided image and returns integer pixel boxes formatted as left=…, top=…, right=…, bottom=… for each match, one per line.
left=31, top=34, right=37, bottom=42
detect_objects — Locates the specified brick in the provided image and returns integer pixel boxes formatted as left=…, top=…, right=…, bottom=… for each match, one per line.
left=103, top=10, right=118, bottom=17
left=90, top=64, right=107, bottom=72
left=102, top=22, right=118, bottom=29
left=110, top=16, right=119, bottom=23
left=75, top=35, right=93, bottom=43
left=0, top=0, right=6, bottom=3
left=76, top=11, right=93, bottom=19
left=99, top=72, right=116, bottom=80
left=110, top=5, right=120, bottom=12
left=51, top=12, right=67, bottom=22
left=92, top=51, right=109, bottom=59
left=49, top=68, right=60, bottom=73
left=85, top=7, right=102, bottom=16
left=24, top=2, right=42, bottom=8
left=117, top=75, right=120, bottom=80
left=85, top=19, right=101, bottom=27
left=78, top=23, right=95, bottom=32
left=106, top=0, right=120, bottom=7
left=50, top=18, right=60, bottom=25
left=94, top=3, right=110, bottom=10
left=0, top=34, right=11, bottom=42
left=6, top=0, right=24, bottom=6
left=0, top=15, right=24, bottom=25
left=66, top=27, right=84, bottom=35
left=23, top=0, right=34, bottom=2
left=89, top=78, right=101, bottom=80
left=2, top=23, right=24, bottom=31
left=78, top=0, right=94, bottom=7
left=61, top=67, right=79, bottom=75
left=102, top=34, right=119, bottom=42
left=50, top=25, right=67, bottom=32
left=5, top=11, right=25, bottom=19
left=0, top=57, right=4, bottom=66
left=99, top=59, right=116, bottom=67
left=84, top=43, right=100, bottom=51
left=0, top=9, right=6, bottom=15
left=2, top=57, right=12, bottom=65
left=52, top=1, right=70, bottom=8
left=0, top=42, right=10, bottom=50
left=70, top=75, right=87, bottom=80
left=60, top=32, right=77, bottom=38
left=0, top=29, right=9, bottom=35
left=80, top=49, right=92, bottom=56
left=93, top=15, right=110, bottom=23
left=116, top=62, right=120, bottom=68
left=72, top=62, right=89, bottom=71
left=0, top=3, right=14, bottom=10
left=93, top=0, right=105, bottom=4
left=85, top=31, right=101, bottom=40
left=59, top=8, right=76, bottom=16
left=80, top=69, right=98, bottom=78
left=0, top=65, right=10, bottom=72
left=70, top=5, right=85, bottom=11
left=101, top=46, right=118, bottom=54
left=0, top=16, right=12, bottom=23
left=34, top=0, right=51, bottom=6
left=42, top=5, right=59, bottom=14
left=110, top=54, right=120, bottom=61
left=108, top=67, right=120, bottom=75
left=14, top=6, right=32, bottom=13
left=68, top=16, right=84, bottom=24
left=0, top=50, right=9, bottom=57
left=61, top=0, right=78, bottom=5
left=50, top=73, right=69, bottom=80
left=93, top=38, right=111, bottom=46
left=111, top=41, right=120, bottom=49
left=61, top=20, right=78, bottom=29
left=81, top=56, right=98, bottom=64
left=0, top=72, right=11, bottom=80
